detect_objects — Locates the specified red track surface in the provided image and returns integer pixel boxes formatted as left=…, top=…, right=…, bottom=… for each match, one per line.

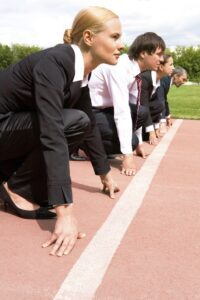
left=1, top=119, right=200, bottom=300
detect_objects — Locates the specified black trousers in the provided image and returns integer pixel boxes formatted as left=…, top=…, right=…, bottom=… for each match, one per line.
left=0, top=109, right=90, bottom=205
left=142, top=98, right=164, bottom=141
left=92, top=104, right=148, bottom=155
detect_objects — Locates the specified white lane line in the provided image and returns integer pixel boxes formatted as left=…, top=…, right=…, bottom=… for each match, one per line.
left=54, top=119, right=183, bottom=300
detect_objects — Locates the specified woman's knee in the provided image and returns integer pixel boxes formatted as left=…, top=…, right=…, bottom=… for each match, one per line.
left=63, top=109, right=91, bottom=134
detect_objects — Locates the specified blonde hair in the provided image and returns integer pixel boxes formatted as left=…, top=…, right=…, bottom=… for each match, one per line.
left=63, top=6, right=119, bottom=45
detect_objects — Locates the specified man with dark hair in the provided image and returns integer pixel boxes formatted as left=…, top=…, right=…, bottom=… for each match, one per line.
left=88, top=32, right=165, bottom=176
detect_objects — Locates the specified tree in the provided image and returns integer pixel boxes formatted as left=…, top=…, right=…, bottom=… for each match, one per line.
left=0, top=44, right=13, bottom=70
left=0, top=43, right=42, bottom=70
left=11, top=44, right=42, bottom=64
left=172, top=46, right=200, bottom=83
left=0, top=42, right=199, bottom=82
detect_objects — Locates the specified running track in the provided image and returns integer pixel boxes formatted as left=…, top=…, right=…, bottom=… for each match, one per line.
left=0, top=119, right=200, bottom=300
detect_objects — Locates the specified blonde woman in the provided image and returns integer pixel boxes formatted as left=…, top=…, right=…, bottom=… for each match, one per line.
left=0, top=6, right=123, bottom=257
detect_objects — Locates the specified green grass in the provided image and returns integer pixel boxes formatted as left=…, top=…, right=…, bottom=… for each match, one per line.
left=168, top=85, right=200, bottom=119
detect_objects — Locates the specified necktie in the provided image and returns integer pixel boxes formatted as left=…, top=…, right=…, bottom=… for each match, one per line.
left=134, top=74, right=142, bottom=130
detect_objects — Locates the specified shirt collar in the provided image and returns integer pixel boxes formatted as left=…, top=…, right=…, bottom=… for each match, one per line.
left=71, top=44, right=89, bottom=87
left=151, top=70, right=160, bottom=88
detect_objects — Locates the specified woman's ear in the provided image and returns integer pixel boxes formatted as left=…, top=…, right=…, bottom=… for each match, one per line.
left=159, top=64, right=164, bottom=72
left=82, top=30, right=94, bottom=47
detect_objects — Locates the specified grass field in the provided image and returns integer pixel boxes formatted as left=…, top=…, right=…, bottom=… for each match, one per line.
left=168, top=85, right=200, bottom=120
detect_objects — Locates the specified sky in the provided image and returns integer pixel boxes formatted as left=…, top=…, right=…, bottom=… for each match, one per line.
left=0, top=0, right=199, bottom=49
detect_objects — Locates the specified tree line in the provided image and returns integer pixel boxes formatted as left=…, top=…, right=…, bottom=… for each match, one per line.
left=0, top=44, right=42, bottom=70
left=0, top=43, right=200, bottom=82
left=170, top=46, right=200, bottom=83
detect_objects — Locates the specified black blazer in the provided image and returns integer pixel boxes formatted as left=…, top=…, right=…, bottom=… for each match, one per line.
left=155, top=75, right=171, bottom=117
left=140, top=70, right=154, bottom=127
left=0, top=44, right=110, bottom=205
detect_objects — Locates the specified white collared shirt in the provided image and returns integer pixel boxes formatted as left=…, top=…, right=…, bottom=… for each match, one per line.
left=151, top=70, right=160, bottom=95
left=89, top=54, right=141, bottom=154
left=71, top=44, right=88, bottom=87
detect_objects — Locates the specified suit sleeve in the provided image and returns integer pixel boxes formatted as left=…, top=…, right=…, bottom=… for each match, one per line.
left=165, top=98, right=170, bottom=117
left=33, top=54, right=73, bottom=205
left=157, top=77, right=171, bottom=118
left=140, top=75, right=153, bottom=127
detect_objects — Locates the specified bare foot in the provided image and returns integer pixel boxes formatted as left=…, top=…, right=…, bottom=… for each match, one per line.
left=4, top=183, right=40, bottom=211
left=121, top=154, right=137, bottom=176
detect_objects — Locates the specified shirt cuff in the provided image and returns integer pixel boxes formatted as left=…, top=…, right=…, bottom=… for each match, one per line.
left=138, top=134, right=143, bottom=144
left=121, top=145, right=133, bottom=154
left=154, top=123, right=160, bottom=129
left=135, top=127, right=143, bottom=144
left=146, top=125, right=154, bottom=132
